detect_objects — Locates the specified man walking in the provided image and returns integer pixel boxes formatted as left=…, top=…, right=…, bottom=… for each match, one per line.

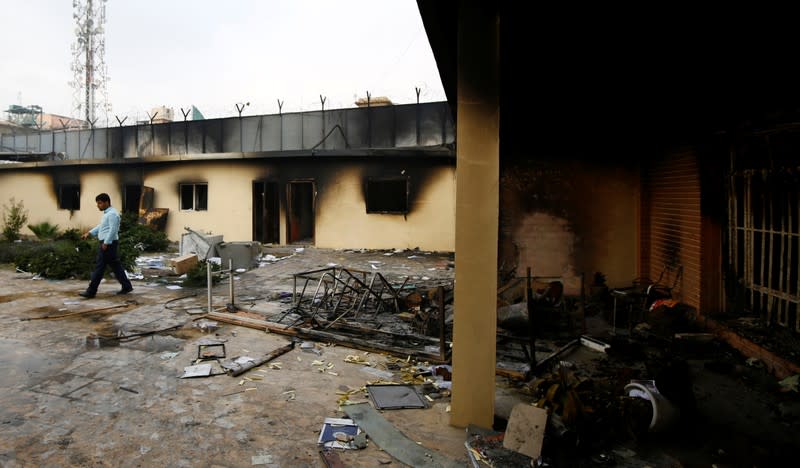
left=79, top=193, right=133, bottom=298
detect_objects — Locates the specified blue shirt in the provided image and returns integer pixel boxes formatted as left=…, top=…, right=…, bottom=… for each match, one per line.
left=89, top=206, right=121, bottom=245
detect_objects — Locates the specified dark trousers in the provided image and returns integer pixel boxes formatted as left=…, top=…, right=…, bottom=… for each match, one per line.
left=87, top=241, right=132, bottom=293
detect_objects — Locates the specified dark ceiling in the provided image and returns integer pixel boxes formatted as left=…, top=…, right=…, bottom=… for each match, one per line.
left=417, top=2, right=800, bottom=153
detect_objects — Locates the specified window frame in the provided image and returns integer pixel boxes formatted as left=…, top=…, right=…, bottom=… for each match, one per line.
left=365, top=176, right=409, bottom=214
left=179, top=183, right=208, bottom=211
left=57, top=184, right=81, bottom=210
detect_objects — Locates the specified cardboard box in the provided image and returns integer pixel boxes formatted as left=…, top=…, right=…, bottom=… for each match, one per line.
left=171, top=253, right=199, bottom=275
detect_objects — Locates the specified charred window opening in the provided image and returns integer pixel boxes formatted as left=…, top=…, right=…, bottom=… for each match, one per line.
left=58, top=185, right=80, bottom=210
left=123, top=184, right=142, bottom=214
left=180, top=183, right=208, bottom=211
left=366, top=177, right=409, bottom=214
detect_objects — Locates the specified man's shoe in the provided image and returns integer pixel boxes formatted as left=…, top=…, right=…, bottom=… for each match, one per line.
left=79, top=291, right=95, bottom=298
left=116, top=287, right=133, bottom=295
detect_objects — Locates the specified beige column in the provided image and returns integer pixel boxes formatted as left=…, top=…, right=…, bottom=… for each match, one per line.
left=450, top=4, right=499, bottom=428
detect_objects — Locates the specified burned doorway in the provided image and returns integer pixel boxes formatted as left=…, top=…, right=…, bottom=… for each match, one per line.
left=287, top=180, right=315, bottom=244
left=122, top=184, right=142, bottom=215
left=253, top=181, right=279, bottom=244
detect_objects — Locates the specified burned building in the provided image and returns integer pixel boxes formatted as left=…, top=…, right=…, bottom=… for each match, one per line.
left=416, top=2, right=800, bottom=427
left=0, top=102, right=455, bottom=251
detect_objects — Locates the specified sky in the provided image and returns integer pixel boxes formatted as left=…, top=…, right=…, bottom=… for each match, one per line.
left=0, top=0, right=445, bottom=125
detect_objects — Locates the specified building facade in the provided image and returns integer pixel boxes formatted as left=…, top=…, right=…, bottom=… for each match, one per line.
left=0, top=102, right=456, bottom=251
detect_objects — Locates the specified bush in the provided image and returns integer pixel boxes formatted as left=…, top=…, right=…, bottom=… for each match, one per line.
left=13, top=239, right=97, bottom=279
left=2, top=198, right=29, bottom=241
left=182, top=260, right=221, bottom=287
left=119, top=212, right=170, bottom=253
left=1, top=212, right=171, bottom=280
left=57, top=228, right=83, bottom=243
left=28, top=221, right=60, bottom=240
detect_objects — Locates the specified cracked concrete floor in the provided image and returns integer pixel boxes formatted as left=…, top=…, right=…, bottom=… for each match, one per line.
left=0, top=247, right=471, bottom=467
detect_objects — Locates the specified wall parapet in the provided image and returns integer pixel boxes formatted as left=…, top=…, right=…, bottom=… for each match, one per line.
left=0, top=102, right=454, bottom=162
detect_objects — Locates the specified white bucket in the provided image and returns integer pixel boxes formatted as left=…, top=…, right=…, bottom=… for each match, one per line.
left=624, top=380, right=680, bottom=432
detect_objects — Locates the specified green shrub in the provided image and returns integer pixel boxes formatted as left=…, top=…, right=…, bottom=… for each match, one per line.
left=2, top=198, right=29, bottom=241
left=119, top=212, right=170, bottom=253
left=57, top=228, right=83, bottom=243
left=28, top=221, right=60, bottom=240
left=13, top=239, right=98, bottom=280
left=0, top=240, right=40, bottom=265
left=2, top=212, right=171, bottom=280
left=182, top=260, right=221, bottom=287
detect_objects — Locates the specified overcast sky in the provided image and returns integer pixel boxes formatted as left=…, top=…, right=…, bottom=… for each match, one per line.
left=0, top=0, right=445, bottom=125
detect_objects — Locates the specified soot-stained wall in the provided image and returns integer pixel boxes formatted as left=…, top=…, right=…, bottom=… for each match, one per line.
left=500, top=157, right=639, bottom=294
left=137, top=157, right=455, bottom=250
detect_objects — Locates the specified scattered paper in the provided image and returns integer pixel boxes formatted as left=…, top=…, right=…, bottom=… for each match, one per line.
left=318, top=418, right=360, bottom=449
left=180, top=364, right=212, bottom=378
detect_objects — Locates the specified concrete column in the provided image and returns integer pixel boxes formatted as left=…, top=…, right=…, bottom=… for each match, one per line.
left=450, top=4, right=499, bottom=429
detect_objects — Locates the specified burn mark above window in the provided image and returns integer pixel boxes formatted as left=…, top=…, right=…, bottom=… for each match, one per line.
left=366, top=177, right=409, bottom=214
left=58, top=185, right=80, bottom=210
left=180, top=183, right=208, bottom=211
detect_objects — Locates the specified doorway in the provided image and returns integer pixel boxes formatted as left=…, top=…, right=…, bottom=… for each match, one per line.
left=252, top=181, right=280, bottom=244
left=122, top=184, right=142, bottom=215
left=287, top=180, right=315, bottom=244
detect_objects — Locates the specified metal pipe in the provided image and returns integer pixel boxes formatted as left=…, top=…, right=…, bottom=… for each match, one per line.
left=207, top=261, right=212, bottom=313
left=438, top=286, right=447, bottom=361
left=229, top=259, right=235, bottom=306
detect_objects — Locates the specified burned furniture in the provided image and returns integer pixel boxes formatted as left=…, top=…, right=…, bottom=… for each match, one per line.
left=611, top=265, right=681, bottom=334
left=289, top=266, right=409, bottom=325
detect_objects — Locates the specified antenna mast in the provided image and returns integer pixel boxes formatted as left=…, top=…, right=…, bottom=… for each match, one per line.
left=71, top=0, right=110, bottom=125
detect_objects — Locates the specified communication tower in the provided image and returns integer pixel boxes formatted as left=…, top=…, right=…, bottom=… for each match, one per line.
left=70, top=0, right=110, bottom=125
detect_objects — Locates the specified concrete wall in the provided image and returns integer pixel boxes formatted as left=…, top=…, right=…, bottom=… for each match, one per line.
left=0, top=168, right=124, bottom=234
left=499, top=158, right=640, bottom=294
left=0, top=158, right=456, bottom=251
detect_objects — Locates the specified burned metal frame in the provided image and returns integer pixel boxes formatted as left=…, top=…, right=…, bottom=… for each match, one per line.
left=290, top=266, right=409, bottom=325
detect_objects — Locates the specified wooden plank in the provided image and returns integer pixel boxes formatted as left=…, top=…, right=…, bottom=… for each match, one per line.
left=208, top=312, right=447, bottom=363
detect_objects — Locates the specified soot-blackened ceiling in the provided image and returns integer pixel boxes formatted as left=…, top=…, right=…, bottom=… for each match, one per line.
left=417, top=2, right=800, bottom=153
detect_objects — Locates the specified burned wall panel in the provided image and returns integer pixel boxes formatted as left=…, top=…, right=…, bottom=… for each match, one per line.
left=418, top=102, right=451, bottom=146
left=394, top=105, right=418, bottom=147
left=152, top=124, right=170, bottom=156
left=302, top=111, right=324, bottom=150
left=169, top=122, right=186, bottom=156
left=137, top=125, right=153, bottom=157
left=121, top=126, right=137, bottom=159
left=281, top=114, right=303, bottom=150
left=370, top=106, right=395, bottom=148
left=324, top=110, right=348, bottom=150
left=643, top=151, right=701, bottom=309
left=187, top=121, right=204, bottom=154
left=241, top=116, right=262, bottom=152
left=222, top=118, right=241, bottom=153
left=260, top=115, right=282, bottom=151
left=346, top=109, right=368, bottom=148
left=203, top=120, right=223, bottom=153
left=107, top=128, right=123, bottom=159
left=500, top=158, right=639, bottom=295
left=315, top=158, right=455, bottom=250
